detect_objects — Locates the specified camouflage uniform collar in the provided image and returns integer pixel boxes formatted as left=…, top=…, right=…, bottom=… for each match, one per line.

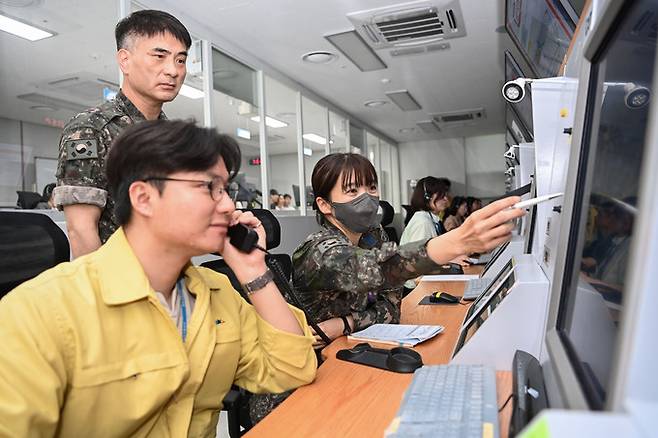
left=116, top=90, right=167, bottom=121
left=321, top=220, right=380, bottom=248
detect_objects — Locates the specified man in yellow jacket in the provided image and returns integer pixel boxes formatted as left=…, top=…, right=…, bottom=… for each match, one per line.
left=0, top=120, right=317, bottom=437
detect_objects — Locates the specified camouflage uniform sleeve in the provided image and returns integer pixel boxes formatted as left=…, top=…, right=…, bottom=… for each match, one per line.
left=53, top=124, right=107, bottom=209
left=300, top=237, right=442, bottom=295
left=351, top=288, right=401, bottom=332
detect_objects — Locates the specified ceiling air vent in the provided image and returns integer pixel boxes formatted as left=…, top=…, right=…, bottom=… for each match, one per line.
left=37, top=72, right=119, bottom=105
left=431, top=108, right=486, bottom=127
left=17, top=93, right=87, bottom=112
left=348, top=0, right=466, bottom=50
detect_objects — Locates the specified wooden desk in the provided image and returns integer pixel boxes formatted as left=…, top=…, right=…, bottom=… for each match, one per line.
left=247, top=270, right=512, bottom=438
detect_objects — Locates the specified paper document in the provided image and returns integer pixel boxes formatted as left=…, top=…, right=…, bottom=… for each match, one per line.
left=348, top=324, right=444, bottom=347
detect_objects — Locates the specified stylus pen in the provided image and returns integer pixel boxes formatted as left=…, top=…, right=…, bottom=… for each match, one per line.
left=513, top=192, right=564, bottom=209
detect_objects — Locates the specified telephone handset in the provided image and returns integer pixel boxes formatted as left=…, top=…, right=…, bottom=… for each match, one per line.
left=227, top=223, right=260, bottom=253
left=225, top=221, right=333, bottom=348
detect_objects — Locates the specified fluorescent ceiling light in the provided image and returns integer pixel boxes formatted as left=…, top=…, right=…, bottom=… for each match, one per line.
left=386, top=90, right=422, bottom=111
left=0, top=14, right=54, bottom=41
left=178, top=84, right=204, bottom=99
left=236, top=128, right=251, bottom=140
left=324, top=30, right=387, bottom=72
left=303, top=147, right=313, bottom=156
left=250, top=115, right=288, bottom=128
left=303, top=133, right=326, bottom=145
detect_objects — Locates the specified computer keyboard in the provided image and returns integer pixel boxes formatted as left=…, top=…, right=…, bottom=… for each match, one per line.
left=386, top=364, right=499, bottom=438
left=463, top=277, right=491, bottom=301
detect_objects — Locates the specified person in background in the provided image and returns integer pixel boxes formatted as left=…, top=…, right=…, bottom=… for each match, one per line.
left=0, top=120, right=316, bottom=436
left=436, top=177, right=452, bottom=220
left=249, top=155, right=523, bottom=423
left=444, top=196, right=469, bottom=231
left=283, top=193, right=294, bottom=209
left=276, top=193, right=295, bottom=211
left=466, top=196, right=483, bottom=216
left=269, top=189, right=280, bottom=209
left=53, top=10, right=190, bottom=258
left=399, top=177, right=468, bottom=291
left=35, top=183, right=57, bottom=209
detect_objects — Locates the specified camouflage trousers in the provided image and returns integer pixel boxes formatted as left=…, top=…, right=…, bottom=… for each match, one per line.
left=248, top=390, right=294, bottom=424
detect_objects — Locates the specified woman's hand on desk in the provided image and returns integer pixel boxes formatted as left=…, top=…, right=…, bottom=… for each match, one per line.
left=427, top=196, right=525, bottom=264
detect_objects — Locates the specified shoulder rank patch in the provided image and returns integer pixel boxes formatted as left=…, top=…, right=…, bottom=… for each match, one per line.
left=316, top=238, right=344, bottom=255
left=65, top=139, right=99, bottom=161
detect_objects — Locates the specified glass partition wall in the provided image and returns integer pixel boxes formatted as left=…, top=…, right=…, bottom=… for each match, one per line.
left=0, top=0, right=399, bottom=213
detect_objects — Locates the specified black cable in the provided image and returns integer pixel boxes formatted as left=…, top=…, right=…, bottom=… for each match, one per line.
left=498, top=393, right=513, bottom=412
left=263, top=252, right=333, bottom=346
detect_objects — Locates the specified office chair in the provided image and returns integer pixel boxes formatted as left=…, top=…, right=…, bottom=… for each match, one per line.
left=402, top=204, right=415, bottom=226
left=201, top=209, right=293, bottom=292
left=16, top=191, right=45, bottom=209
left=201, top=209, right=293, bottom=437
left=379, top=200, right=399, bottom=244
left=0, top=211, right=70, bottom=299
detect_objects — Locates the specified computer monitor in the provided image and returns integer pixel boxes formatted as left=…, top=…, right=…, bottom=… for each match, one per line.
left=292, top=184, right=301, bottom=208
left=544, top=0, right=658, bottom=411
left=292, top=184, right=315, bottom=208
left=454, top=265, right=517, bottom=356
left=464, top=259, right=515, bottom=323
left=481, top=240, right=510, bottom=277
left=505, top=50, right=534, bottom=138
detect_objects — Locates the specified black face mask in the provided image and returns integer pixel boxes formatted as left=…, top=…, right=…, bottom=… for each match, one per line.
left=330, top=193, right=380, bottom=233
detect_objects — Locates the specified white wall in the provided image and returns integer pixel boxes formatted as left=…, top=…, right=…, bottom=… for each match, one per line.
left=398, top=138, right=466, bottom=203
left=269, top=152, right=300, bottom=201
left=464, top=133, right=506, bottom=198
left=398, top=134, right=506, bottom=203
left=0, top=117, right=61, bottom=206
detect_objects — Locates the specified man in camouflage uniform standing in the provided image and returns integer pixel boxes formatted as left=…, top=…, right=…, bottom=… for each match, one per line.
left=53, top=10, right=191, bottom=257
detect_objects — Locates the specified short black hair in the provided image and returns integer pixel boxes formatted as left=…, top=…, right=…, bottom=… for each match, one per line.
left=115, top=10, right=191, bottom=50
left=270, top=189, right=279, bottom=196
left=107, top=120, right=241, bottom=225
left=42, top=183, right=56, bottom=200
left=446, top=196, right=467, bottom=217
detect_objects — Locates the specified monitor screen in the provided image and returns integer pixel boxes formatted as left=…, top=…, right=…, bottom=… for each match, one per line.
left=505, top=0, right=576, bottom=78
left=505, top=50, right=534, bottom=137
left=466, top=259, right=514, bottom=323
left=555, top=0, right=657, bottom=409
left=507, top=105, right=533, bottom=143
left=455, top=270, right=517, bottom=356
left=482, top=240, right=510, bottom=277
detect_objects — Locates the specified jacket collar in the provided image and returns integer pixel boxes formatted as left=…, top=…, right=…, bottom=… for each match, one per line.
left=95, top=229, right=213, bottom=306
left=115, top=89, right=167, bottom=122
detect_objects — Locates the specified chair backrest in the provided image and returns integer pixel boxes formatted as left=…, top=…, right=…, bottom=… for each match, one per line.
left=16, top=191, right=44, bottom=209
left=0, top=211, right=70, bottom=298
left=379, top=200, right=394, bottom=227
left=201, top=209, right=292, bottom=293
left=247, top=209, right=280, bottom=250
left=402, top=204, right=415, bottom=226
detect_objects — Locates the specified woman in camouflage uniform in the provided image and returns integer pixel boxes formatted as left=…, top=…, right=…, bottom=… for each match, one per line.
left=249, top=153, right=523, bottom=424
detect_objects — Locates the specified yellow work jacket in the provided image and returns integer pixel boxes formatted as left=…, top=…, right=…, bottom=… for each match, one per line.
left=0, top=229, right=316, bottom=437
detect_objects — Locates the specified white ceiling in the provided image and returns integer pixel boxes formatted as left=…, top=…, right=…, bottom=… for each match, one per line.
left=0, top=0, right=520, bottom=146
left=174, top=0, right=515, bottom=142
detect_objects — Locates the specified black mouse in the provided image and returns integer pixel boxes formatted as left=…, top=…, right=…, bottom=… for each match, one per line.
left=429, top=291, right=460, bottom=304
left=386, top=347, right=423, bottom=373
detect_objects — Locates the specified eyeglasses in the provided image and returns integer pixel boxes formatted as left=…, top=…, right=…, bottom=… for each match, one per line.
left=143, top=177, right=230, bottom=201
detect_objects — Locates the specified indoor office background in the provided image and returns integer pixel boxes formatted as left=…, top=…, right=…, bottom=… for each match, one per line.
left=0, top=0, right=401, bottom=214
